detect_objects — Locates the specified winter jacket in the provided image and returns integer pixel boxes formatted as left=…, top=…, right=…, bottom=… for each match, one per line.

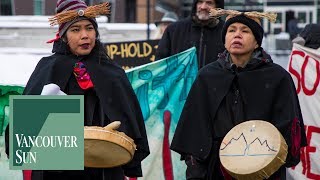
left=156, top=0, right=225, bottom=69
left=299, top=23, right=320, bottom=49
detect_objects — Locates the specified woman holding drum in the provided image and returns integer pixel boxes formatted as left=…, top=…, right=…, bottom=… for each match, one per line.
left=6, top=0, right=149, bottom=179
left=171, top=8, right=307, bottom=180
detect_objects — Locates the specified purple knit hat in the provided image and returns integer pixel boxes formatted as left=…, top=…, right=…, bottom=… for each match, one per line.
left=56, top=0, right=98, bottom=37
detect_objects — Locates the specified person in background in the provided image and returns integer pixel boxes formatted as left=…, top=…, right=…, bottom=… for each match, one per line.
left=286, top=10, right=300, bottom=41
left=156, top=0, right=225, bottom=69
left=5, top=0, right=149, bottom=179
left=153, top=11, right=178, bottom=39
left=171, top=9, right=307, bottom=179
left=292, top=23, right=320, bottom=49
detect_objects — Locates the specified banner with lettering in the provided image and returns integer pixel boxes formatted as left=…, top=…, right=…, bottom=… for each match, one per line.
left=287, top=43, right=320, bottom=180
left=0, top=47, right=198, bottom=179
left=105, top=40, right=159, bottom=70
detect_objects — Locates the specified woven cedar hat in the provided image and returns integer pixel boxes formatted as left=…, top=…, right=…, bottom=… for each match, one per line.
left=210, top=8, right=277, bottom=46
left=47, top=0, right=110, bottom=42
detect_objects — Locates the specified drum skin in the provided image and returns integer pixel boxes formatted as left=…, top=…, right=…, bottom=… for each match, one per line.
left=219, top=120, right=288, bottom=180
left=84, top=121, right=136, bottom=168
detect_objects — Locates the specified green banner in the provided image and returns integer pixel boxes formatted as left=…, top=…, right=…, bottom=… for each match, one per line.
left=0, top=85, right=24, bottom=136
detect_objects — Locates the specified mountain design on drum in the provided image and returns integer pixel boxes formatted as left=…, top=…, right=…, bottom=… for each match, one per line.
left=220, top=133, right=277, bottom=156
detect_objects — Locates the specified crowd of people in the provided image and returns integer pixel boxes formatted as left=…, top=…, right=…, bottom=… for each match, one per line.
left=5, top=0, right=319, bottom=179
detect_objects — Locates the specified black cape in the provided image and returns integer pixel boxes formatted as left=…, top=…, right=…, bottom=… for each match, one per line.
left=6, top=40, right=149, bottom=179
left=171, top=49, right=307, bottom=179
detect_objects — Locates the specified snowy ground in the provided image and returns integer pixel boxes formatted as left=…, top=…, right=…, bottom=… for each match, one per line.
left=0, top=48, right=50, bottom=180
left=0, top=47, right=290, bottom=87
left=0, top=136, right=23, bottom=180
left=0, top=48, right=51, bottom=86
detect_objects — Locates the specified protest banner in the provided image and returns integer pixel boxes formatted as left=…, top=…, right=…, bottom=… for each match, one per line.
left=105, top=40, right=159, bottom=70
left=287, top=43, right=320, bottom=180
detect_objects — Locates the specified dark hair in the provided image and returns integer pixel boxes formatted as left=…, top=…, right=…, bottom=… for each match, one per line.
left=191, top=0, right=225, bottom=16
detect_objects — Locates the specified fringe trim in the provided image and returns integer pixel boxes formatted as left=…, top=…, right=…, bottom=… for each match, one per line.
left=49, top=2, right=111, bottom=26
left=210, top=8, right=277, bottom=23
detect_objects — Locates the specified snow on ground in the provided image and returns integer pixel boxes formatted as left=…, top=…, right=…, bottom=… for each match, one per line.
left=0, top=48, right=52, bottom=86
left=0, top=136, right=23, bottom=180
left=0, top=48, right=51, bottom=180
left=0, top=47, right=290, bottom=87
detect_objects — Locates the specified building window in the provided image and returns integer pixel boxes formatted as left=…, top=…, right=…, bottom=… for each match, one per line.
left=34, top=0, right=44, bottom=15
left=298, top=12, right=307, bottom=23
left=180, top=0, right=193, bottom=18
left=126, top=0, right=136, bottom=23
left=0, top=0, right=13, bottom=15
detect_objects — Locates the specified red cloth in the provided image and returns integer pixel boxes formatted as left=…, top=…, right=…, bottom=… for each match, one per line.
left=23, top=170, right=32, bottom=180
left=46, top=32, right=60, bottom=43
left=73, top=62, right=94, bottom=90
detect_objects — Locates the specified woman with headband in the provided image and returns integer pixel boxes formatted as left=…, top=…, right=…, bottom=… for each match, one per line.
left=171, top=9, right=307, bottom=179
left=5, top=0, right=149, bottom=179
